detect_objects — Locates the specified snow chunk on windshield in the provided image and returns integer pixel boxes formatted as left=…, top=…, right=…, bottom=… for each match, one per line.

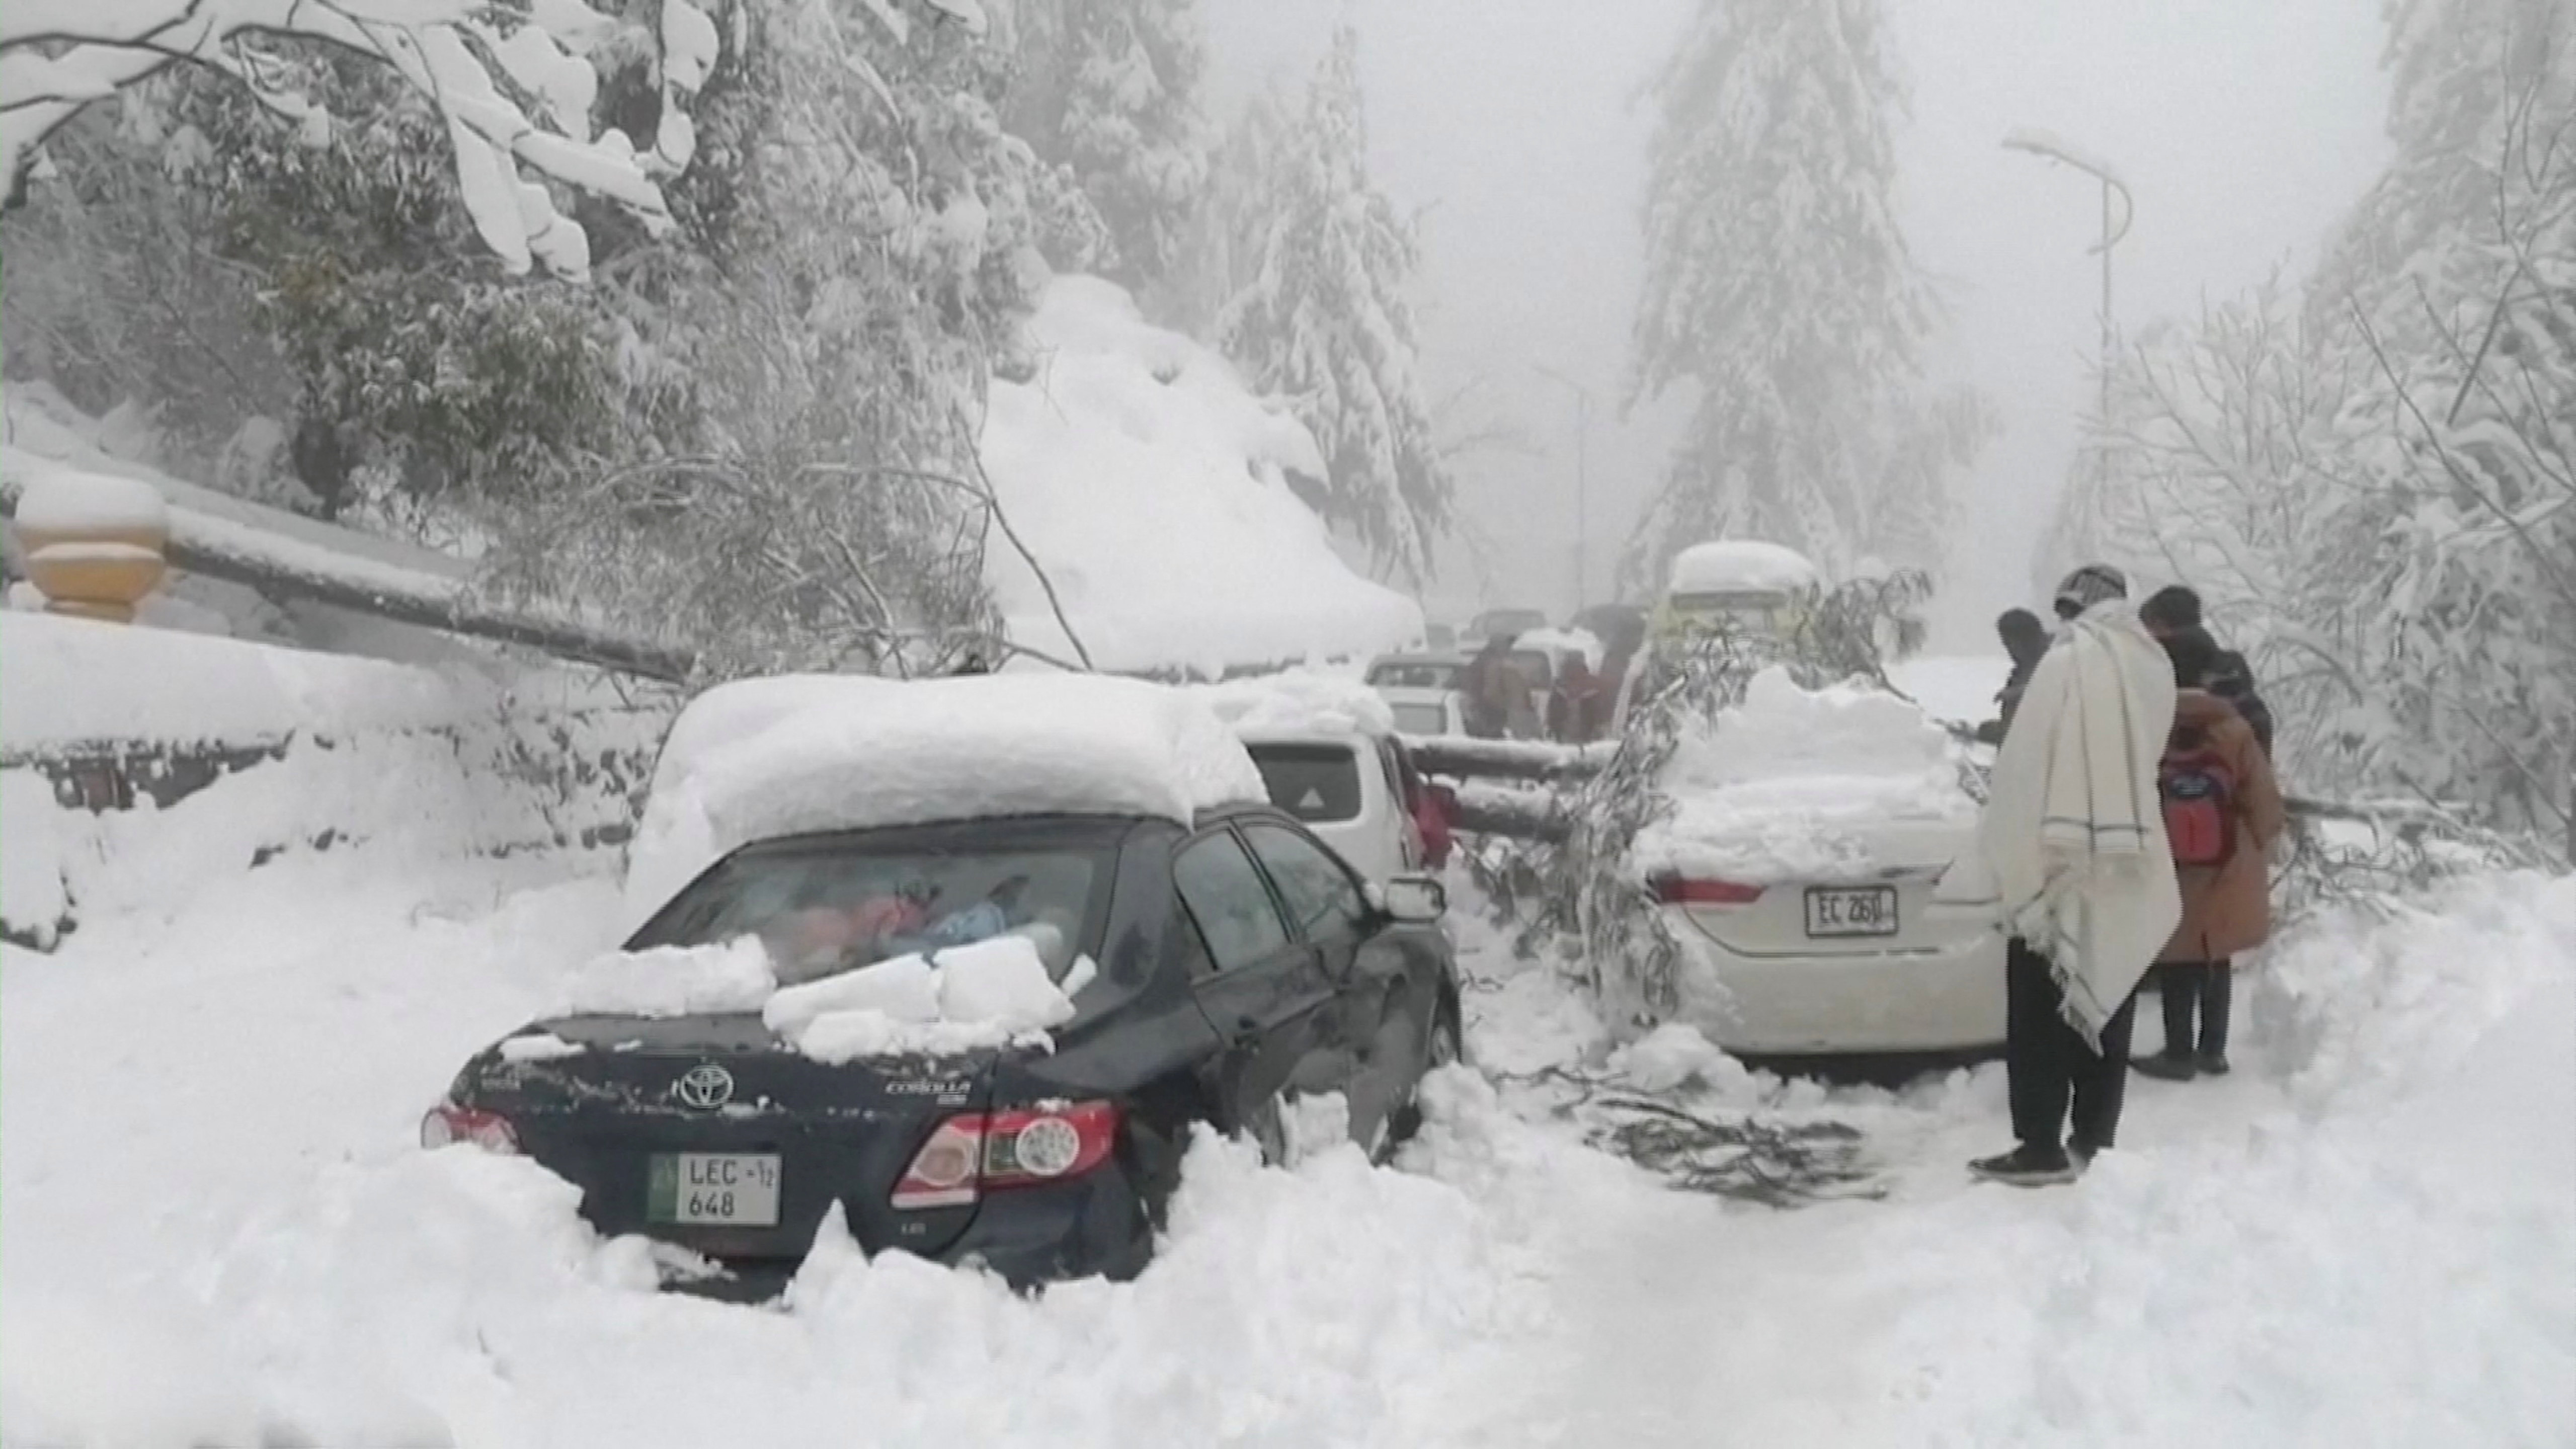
left=1634, top=667, right=1977, bottom=885
left=773, top=934, right=1078, bottom=1064
left=624, top=672, right=1263, bottom=928
left=1190, top=669, right=1395, bottom=739
left=1665, top=540, right=1819, bottom=596
left=558, top=937, right=775, bottom=1018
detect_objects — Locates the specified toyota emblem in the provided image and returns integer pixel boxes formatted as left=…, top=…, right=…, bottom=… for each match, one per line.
left=673, top=1063, right=735, bottom=1110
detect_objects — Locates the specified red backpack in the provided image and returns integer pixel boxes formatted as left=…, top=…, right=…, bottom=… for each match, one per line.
left=2160, top=747, right=2239, bottom=868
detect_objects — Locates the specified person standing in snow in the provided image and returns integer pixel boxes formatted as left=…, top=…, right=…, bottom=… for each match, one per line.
left=2134, top=628, right=2285, bottom=1081
left=1461, top=635, right=1530, bottom=740
left=2140, top=586, right=2274, bottom=757
left=1974, top=607, right=2051, bottom=745
left=1942, top=564, right=2183, bottom=1186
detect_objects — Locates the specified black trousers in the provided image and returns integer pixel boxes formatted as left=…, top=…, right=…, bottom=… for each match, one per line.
left=2156, top=959, right=2233, bottom=1057
left=2005, top=937, right=2140, bottom=1154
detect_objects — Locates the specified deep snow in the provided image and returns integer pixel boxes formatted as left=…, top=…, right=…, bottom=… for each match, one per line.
left=4, top=795, right=2571, bottom=1446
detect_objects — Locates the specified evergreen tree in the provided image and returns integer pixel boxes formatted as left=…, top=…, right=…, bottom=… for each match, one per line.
left=1626, top=0, right=1968, bottom=585
left=1001, top=0, right=1206, bottom=288
left=1216, top=27, right=1451, bottom=586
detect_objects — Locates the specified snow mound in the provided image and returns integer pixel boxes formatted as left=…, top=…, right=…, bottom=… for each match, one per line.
left=14, top=466, right=168, bottom=534
left=560, top=938, right=776, bottom=1018
left=981, top=276, right=1423, bottom=676
left=1635, top=667, right=1978, bottom=884
left=1190, top=668, right=1396, bottom=739
left=762, top=935, right=1079, bottom=1063
left=624, top=672, right=1265, bottom=928
left=1666, top=540, right=1819, bottom=596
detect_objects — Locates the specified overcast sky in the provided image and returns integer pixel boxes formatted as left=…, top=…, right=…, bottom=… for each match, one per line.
left=1202, top=0, right=2393, bottom=646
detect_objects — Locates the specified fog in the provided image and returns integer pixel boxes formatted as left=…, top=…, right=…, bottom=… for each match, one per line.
left=1204, top=0, right=2391, bottom=645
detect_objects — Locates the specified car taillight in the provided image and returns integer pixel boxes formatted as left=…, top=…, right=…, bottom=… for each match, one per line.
left=420, top=1103, right=519, bottom=1153
left=890, top=1101, right=1119, bottom=1211
left=1649, top=873, right=1766, bottom=906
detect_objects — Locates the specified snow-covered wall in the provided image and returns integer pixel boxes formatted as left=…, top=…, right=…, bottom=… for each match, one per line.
left=0, top=614, right=670, bottom=948
left=982, top=277, right=1423, bottom=677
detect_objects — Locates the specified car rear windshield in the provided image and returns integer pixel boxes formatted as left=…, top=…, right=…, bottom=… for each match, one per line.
left=1388, top=701, right=1449, bottom=735
left=632, top=833, right=1117, bottom=986
left=1511, top=650, right=1554, bottom=685
left=1245, top=742, right=1363, bottom=824
left=1367, top=660, right=1462, bottom=690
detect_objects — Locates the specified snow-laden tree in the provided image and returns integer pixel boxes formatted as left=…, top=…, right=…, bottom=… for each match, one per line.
left=1215, top=27, right=1451, bottom=587
left=2072, top=0, right=2573, bottom=850
left=0, top=0, right=721, bottom=277
left=1626, top=0, right=1970, bottom=585
left=998, top=0, right=1203, bottom=288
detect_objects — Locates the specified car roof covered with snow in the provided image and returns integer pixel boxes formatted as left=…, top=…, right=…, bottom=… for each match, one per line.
left=623, top=672, right=1267, bottom=928
left=1189, top=670, right=1398, bottom=743
left=1666, top=540, right=1820, bottom=597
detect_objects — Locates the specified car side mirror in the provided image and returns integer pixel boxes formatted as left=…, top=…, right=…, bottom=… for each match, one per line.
left=1380, top=874, right=1446, bottom=924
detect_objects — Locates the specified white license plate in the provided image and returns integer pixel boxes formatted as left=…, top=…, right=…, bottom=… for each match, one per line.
left=1805, top=886, right=1899, bottom=938
left=648, top=1153, right=782, bottom=1226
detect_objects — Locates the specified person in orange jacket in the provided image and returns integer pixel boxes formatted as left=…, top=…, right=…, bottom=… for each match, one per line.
left=2136, top=627, right=2286, bottom=1080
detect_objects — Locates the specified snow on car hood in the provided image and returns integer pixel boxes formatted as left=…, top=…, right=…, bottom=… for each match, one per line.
left=1633, top=667, right=1978, bottom=885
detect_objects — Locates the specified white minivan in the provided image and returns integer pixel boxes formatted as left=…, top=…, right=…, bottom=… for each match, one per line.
left=1233, top=728, right=1431, bottom=887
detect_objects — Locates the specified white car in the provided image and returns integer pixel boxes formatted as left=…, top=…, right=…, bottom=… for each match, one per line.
left=1373, top=684, right=1466, bottom=738
left=1234, top=728, right=1429, bottom=887
left=1635, top=670, right=2005, bottom=1059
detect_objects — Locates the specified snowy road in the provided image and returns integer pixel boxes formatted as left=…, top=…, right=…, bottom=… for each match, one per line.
left=6, top=837, right=2572, bottom=1448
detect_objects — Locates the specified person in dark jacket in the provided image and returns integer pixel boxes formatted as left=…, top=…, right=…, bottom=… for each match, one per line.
left=2136, top=627, right=2285, bottom=1080
left=2141, top=586, right=2274, bottom=756
left=1975, top=608, right=2052, bottom=745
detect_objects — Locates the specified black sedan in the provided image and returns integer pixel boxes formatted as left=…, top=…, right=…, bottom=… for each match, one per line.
left=424, top=802, right=1464, bottom=1298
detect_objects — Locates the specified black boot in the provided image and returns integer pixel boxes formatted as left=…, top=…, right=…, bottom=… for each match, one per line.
left=2197, top=961, right=2233, bottom=1075
left=1970, top=1144, right=2079, bottom=1187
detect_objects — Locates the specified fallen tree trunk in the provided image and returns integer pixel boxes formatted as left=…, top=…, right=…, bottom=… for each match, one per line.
left=1447, top=779, right=1570, bottom=842
left=1402, top=734, right=1611, bottom=783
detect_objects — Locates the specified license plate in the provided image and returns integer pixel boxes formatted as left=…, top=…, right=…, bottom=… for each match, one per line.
left=647, top=1153, right=782, bottom=1226
left=1805, top=886, right=1898, bottom=938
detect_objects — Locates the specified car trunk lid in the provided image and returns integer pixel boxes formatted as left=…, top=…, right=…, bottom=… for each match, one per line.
left=1654, top=815, right=1991, bottom=959
left=467, top=1014, right=1002, bottom=1265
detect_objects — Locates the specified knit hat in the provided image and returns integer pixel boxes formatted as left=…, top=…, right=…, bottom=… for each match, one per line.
left=2052, top=563, right=2129, bottom=618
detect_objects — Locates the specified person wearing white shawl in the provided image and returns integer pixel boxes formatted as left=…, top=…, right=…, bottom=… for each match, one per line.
left=1940, top=564, right=2181, bottom=1185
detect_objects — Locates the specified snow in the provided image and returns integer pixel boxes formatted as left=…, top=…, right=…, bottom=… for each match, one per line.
left=980, top=276, right=1422, bottom=676
left=757, top=936, right=1079, bottom=1062
left=1635, top=666, right=1979, bottom=883
left=1665, top=539, right=1821, bottom=596
left=0, top=768, right=70, bottom=945
left=501, top=1031, right=588, bottom=1063
left=12, top=467, right=167, bottom=534
left=6, top=668, right=2572, bottom=1446
left=623, top=672, right=1265, bottom=929
left=558, top=937, right=775, bottom=1018
left=1190, top=667, right=1397, bottom=739
left=0, top=611, right=462, bottom=747
left=1889, top=651, right=2009, bottom=726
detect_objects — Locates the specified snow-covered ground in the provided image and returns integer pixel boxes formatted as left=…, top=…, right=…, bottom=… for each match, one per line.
left=6, top=748, right=2571, bottom=1446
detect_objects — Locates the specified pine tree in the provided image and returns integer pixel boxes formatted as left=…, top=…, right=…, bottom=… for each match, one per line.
left=1216, top=27, right=1452, bottom=587
left=1001, top=0, right=1206, bottom=287
left=1626, top=0, right=1967, bottom=586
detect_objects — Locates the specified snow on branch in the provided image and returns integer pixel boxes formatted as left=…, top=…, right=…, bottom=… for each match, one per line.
left=1, top=0, right=720, bottom=277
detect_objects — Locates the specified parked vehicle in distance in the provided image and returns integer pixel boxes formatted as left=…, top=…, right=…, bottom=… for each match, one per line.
left=1235, top=727, right=1432, bottom=886
left=1373, top=684, right=1466, bottom=738
left=424, top=674, right=1465, bottom=1300
left=1651, top=541, right=1819, bottom=649
left=1364, top=652, right=1471, bottom=693
left=1421, top=621, right=1458, bottom=651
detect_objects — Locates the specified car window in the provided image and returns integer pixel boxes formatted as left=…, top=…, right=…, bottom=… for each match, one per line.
left=1367, top=661, right=1461, bottom=690
left=1244, top=742, right=1363, bottom=823
left=1173, top=832, right=1295, bottom=974
left=1511, top=650, right=1554, bottom=686
left=1243, top=823, right=1369, bottom=941
left=1388, top=700, right=1449, bottom=735
left=634, top=840, right=1109, bottom=986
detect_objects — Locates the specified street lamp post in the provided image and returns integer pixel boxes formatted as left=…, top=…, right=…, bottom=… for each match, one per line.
left=1534, top=365, right=1591, bottom=613
left=2002, top=128, right=2134, bottom=474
